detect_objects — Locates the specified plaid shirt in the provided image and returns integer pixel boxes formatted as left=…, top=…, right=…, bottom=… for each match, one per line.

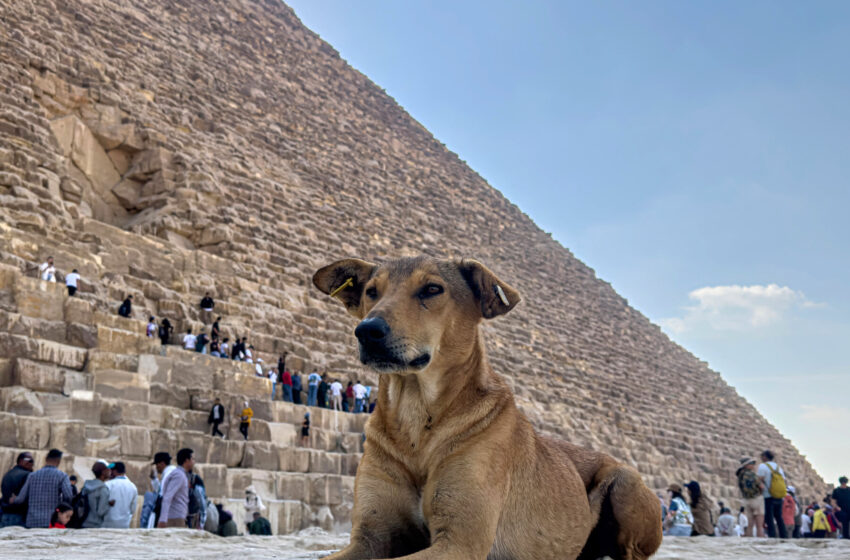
left=15, top=465, right=73, bottom=528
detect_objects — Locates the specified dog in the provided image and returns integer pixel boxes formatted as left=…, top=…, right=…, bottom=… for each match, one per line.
left=313, top=256, right=662, bottom=560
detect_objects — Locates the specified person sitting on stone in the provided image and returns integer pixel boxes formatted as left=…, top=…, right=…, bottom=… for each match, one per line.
left=195, top=329, right=209, bottom=354
left=146, top=316, right=157, bottom=338
left=182, top=328, right=197, bottom=351
left=245, top=343, right=254, bottom=363
left=715, top=507, right=737, bottom=536
left=0, top=451, right=34, bottom=528
left=158, top=318, right=174, bottom=346
left=200, top=292, right=214, bottom=324
left=81, top=461, right=112, bottom=528
left=209, top=339, right=221, bottom=357
left=230, top=336, right=244, bottom=360
left=65, top=268, right=81, bottom=296
left=216, top=505, right=238, bottom=537
left=39, top=256, right=56, bottom=282
left=219, top=337, right=230, bottom=359
left=248, top=511, right=272, bottom=535
left=117, top=294, right=133, bottom=318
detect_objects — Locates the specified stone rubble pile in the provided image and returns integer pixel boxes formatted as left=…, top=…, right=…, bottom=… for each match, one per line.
left=0, top=0, right=827, bottom=533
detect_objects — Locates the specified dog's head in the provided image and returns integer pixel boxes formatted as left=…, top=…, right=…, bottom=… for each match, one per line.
left=313, top=256, right=520, bottom=374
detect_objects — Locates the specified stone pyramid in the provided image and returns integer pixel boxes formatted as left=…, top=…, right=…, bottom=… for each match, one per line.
left=0, top=0, right=826, bottom=531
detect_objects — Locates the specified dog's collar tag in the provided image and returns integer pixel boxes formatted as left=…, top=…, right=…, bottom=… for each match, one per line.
left=495, top=284, right=509, bottom=306
left=330, top=277, right=354, bottom=298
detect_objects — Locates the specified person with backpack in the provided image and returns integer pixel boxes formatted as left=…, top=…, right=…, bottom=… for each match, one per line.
left=757, top=450, right=788, bottom=538
left=80, top=461, right=112, bottom=528
left=736, top=457, right=764, bottom=536
left=194, top=329, right=209, bottom=354
left=187, top=473, right=207, bottom=529
left=662, top=483, right=693, bottom=536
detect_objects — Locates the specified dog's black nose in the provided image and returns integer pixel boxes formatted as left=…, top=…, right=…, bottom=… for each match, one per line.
left=355, top=316, right=390, bottom=344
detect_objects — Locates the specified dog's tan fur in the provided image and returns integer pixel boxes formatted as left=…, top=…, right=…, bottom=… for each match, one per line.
left=313, top=256, right=661, bottom=560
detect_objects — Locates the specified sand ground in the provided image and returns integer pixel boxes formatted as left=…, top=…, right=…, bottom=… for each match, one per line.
left=1, top=527, right=847, bottom=559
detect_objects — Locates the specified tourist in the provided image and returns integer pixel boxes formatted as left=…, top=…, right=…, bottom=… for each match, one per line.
left=39, top=256, right=56, bottom=282
left=200, top=292, right=215, bottom=324
left=300, top=412, right=310, bottom=447
left=243, top=485, right=266, bottom=528
left=0, top=452, right=34, bottom=528
left=307, top=370, right=320, bottom=407
left=792, top=486, right=803, bottom=537
left=195, top=329, right=209, bottom=354
left=345, top=381, right=354, bottom=412
left=248, top=511, right=272, bottom=535
left=800, top=507, right=812, bottom=537
left=824, top=503, right=839, bottom=538
left=684, top=480, right=714, bottom=536
left=219, top=337, right=230, bottom=359
left=782, top=486, right=798, bottom=538
left=757, top=450, right=788, bottom=538
left=11, top=449, right=73, bottom=528
left=269, top=368, right=278, bottom=401
left=281, top=368, right=293, bottom=402
left=716, top=507, right=737, bottom=536
left=254, top=357, right=264, bottom=376
left=663, top=483, right=693, bottom=536
left=65, top=268, right=81, bottom=296
left=736, top=457, right=764, bottom=537
left=145, top=452, right=174, bottom=528
left=318, top=374, right=329, bottom=409
left=80, top=461, right=112, bottom=528
left=158, top=448, right=193, bottom=528
left=292, top=371, right=303, bottom=405
left=231, top=337, right=244, bottom=360
left=210, top=339, right=221, bottom=357
left=182, top=328, right=197, bottom=351
left=49, top=503, right=73, bottom=529
left=353, top=380, right=366, bottom=413
left=103, top=462, right=137, bottom=528
left=832, top=475, right=850, bottom=539
left=330, top=378, right=343, bottom=411
left=158, top=318, right=174, bottom=346
left=146, top=316, right=157, bottom=337
left=69, top=475, right=78, bottom=498
left=217, top=505, right=238, bottom=537
left=245, top=343, right=255, bottom=363
left=810, top=504, right=829, bottom=538
left=211, top=317, right=222, bottom=341
left=277, top=352, right=288, bottom=378
left=240, top=402, right=253, bottom=440
left=737, top=506, right=748, bottom=536
left=117, top=294, right=133, bottom=318
left=208, top=398, right=226, bottom=438
left=187, top=473, right=207, bottom=530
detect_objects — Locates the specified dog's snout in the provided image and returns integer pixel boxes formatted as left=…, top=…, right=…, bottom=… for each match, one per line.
left=355, top=316, right=390, bottom=344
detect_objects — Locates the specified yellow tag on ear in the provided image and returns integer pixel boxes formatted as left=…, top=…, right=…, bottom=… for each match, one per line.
left=495, top=284, right=510, bottom=306
left=329, top=277, right=354, bottom=298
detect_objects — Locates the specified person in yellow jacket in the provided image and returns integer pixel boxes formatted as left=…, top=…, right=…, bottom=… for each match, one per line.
left=810, top=505, right=829, bottom=538
left=239, top=401, right=253, bottom=440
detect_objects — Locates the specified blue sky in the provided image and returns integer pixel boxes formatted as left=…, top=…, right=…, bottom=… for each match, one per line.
left=286, top=0, right=850, bottom=483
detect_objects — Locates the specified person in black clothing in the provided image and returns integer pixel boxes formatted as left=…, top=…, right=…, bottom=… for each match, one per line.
left=195, top=329, right=210, bottom=354
left=317, top=375, right=329, bottom=409
left=833, top=476, right=850, bottom=539
left=208, top=398, right=226, bottom=438
left=200, top=292, right=214, bottom=323
left=211, top=317, right=222, bottom=341
left=231, top=337, right=244, bottom=360
left=0, top=452, right=34, bottom=528
left=68, top=475, right=78, bottom=498
left=158, top=318, right=174, bottom=346
left=117, top=295, right=133, bottom=318
left=277, top=351, right=288, bottom=378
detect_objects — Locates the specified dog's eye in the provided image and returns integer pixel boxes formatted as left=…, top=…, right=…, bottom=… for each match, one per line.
left=419, top=284, right=444, bottom=299
left=365, top=286, right=378, bottom=299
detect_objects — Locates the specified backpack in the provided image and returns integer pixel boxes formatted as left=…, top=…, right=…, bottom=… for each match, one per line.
left=738, top=469, right=762, bottom=499
left=71, top=488, right=90, bottom=527
left=767, top=464, right=787, bottom=499
left=203, top=501, right=219, bottom=533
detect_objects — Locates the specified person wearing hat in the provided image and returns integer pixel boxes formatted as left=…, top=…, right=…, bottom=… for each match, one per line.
left=144, top=451, right=175, bottom=528
left=831, top=476, right=850, bottom=539
left=662, top=483, right=693, bottom=536
left=736, top=457, right=765, bottom=537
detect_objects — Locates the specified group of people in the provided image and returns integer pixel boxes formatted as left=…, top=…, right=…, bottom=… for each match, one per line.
left=661, top=449, right=849, bottom=540
left=35, top=256, right=82, bottom=296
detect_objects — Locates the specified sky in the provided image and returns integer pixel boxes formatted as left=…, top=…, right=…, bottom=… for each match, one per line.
left=286, top=0, right=850, bottom=484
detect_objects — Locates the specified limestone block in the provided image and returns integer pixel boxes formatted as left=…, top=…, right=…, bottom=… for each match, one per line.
left=96, top=325, right=141, bottom=354
left=208, top=437, right=244, bottom=467
left=66, top=323, right=98, bottom=348
left=139, top=354, right=171, bottom=384
left=127, top=148, right=171, bottom=181
left=272, top=401, right=302, bottom=424
left=314, top=505, right=335, bottom=531
left=341, top=453, right=361, bottom=476
left=63, top=298, right=93, bottom=325
left=178, top=431, right=212, bottom=463
left=66, top=115, right=122, bottom=193
left=214, top=371, right=268, bottom=400
left=0, top=359, right=12, bottom=387
left=309, top=474, right=343, bottom=506
left=0, top=386, right=44, bottom=416
left=150, top=382, right=190, bottom=409
left=49, top=419, right=85, bottom=455
left=100, top=398, right=148, bottom=426
left=278, top=447, right=310, bottom=473
left=241, top=441, right=279, bottom=471
left=0, top=413, right=18, bottom=447
left=85, top=350, right=139, bottom=373
left=226, top=469, right=254, bottom=499
left=14, top=358, right=91, bottom=394
left=330, top=502, right=353, bottom=531
left=0, top=263, right=20, bottom=290
left=85, top=435, right=121, bottom=458
left=68, top=393, right=102, bottom=424
left=170, top=360, right=212, bottom=390
left=94, top=369, right=150, bottom=402
left=277, top=500, right=304, bottom=534
left=246, top=419, right=271, bottom=442
left=275, top=472, right=310, bottom=502
left=155, top=405, right=185, bottom=430
left=268, top=422, right=297, bottom=447
left=118, top=425, right=152, bottom=458
left=177, top=410, right=207, bottom=432
left=149, top=428, right=179, bottom=457
left=13, top=274, right=65, bottom=320
left=195, top=463, right=227, bottom=498
left=308, top=449, right=341, bottom=475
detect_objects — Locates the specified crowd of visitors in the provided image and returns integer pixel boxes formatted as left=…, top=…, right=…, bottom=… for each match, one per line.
left=660, top=450, right=847, bottom=540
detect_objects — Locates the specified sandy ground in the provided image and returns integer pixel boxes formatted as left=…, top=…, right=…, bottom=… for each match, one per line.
left=1, top=527, right=847, bottom=559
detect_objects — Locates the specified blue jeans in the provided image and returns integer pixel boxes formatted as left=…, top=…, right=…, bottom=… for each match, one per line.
left=664, top=524, right=691, bottom=537
left=0, top=513, right=24, bottom=528
left=271, top=383, right=276, bottom=401
left=355, top=398, right=364, bottom=413
left=307, top=385, right=318, bottom=407
left=282, top=384, right=293, bottom=402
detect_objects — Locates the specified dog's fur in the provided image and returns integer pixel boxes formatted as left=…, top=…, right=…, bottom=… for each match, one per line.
left=313, top=256, right=661, bottom=560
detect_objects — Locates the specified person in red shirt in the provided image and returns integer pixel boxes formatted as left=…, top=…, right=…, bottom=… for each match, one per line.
left=50, top=503, right=72, bottom=528
left=345, top=381, right=354, bottom=413
left=281, top=369, right=293, bottom=402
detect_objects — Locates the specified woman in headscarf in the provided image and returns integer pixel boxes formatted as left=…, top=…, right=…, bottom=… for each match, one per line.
left=685, top=480, right=715, bottom=536
left=243, top=484, right=266, bottom=530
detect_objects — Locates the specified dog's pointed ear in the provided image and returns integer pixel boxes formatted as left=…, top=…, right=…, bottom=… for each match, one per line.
left=458, top=259, right=521, bottom=319
left=313, top=258, right=377, bottom=317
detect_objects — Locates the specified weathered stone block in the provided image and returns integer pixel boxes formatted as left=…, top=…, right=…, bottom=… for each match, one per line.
left=178, top=431, right=212, bottom=463
left=240, top=441, right=278, bottom=471
left=195, top=463, right=227, bottom=498
left=268, top=422, right=297, bottom=447
left=49, top=419, right=85, bottom=455
left=277, top=500, right=304, bottom=534
left=94, top=369, right=149, bottom=402
left=0, top=386, right=44, bottom=416
left=308, top=449, right=341, bottom=475
left=63, top=298, right=93, bottom=325
left=66, top=323, right=98, bottom=348
left=208, top=437, right=244, bottom=467
left=309, top=474, right=343, bottom=506
left=149, top=428, right=179, bottom=457
left=150, top=382, right=190, bottom=409
left=118, top=425, right=152, bottom=458
left=85, top=350, right=138, bottom=373
left=278, top=446, right=310, bottom=473
left=275, top=472, right=310, bottom=502
left=13, top=276, right=65, bottom=320
left=100, top=398, right=148, bottom=426
left=0, top=334, right=86, bottom=370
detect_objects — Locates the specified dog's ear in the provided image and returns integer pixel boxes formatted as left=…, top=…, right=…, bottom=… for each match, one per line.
left=313, top=258, right=377, bottom=317
left=458, top=259, right=521, bottom=319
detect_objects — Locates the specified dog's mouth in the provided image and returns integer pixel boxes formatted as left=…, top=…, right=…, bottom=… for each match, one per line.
left=359, top=343, right=431, bottom=373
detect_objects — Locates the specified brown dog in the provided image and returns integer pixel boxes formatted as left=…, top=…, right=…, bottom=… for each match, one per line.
left=313, top=256, right=661, bottom=560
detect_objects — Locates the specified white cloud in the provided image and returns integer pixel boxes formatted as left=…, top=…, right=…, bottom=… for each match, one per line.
left=659, top=284, right=816, bottom=334
left=799, top=404, right=850, bottom=424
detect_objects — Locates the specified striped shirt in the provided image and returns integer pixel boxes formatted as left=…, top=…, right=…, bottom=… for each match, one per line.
left=15, top=465, right=73, bottom=528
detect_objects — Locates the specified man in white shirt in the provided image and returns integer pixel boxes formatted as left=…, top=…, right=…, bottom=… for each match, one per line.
left=39, top=257, right=56, bottom=282
left=757, top=450, right=788, bottom=538
left=102, top=462, right=138, bottom=528
left=268, top=368, right=278, bottom=401
left=330, top=379, right=343, bottom=411
left=146, top=316, right=157, bottom=338
left=353, top=381, right=366, bottom=413
left=182, top=329, right=197, bottom=350
left=65, top=268, right=80, bottom=295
